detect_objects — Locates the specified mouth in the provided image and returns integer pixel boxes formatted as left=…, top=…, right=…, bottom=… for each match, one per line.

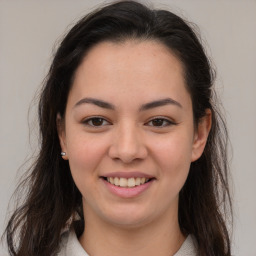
left=100, top=173, right=156, bottom=198
left=102, top=176, right=154, bottom=188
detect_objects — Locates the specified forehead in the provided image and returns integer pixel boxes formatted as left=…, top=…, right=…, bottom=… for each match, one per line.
left=76, top=39, right=185, bottom=82
left=68, top=40, right=191, bottom=110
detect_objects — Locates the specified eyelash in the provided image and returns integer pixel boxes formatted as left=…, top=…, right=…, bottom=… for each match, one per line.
left=82, top=116, right=111, bottom=127
left=82, top=116, right=176, bottom=128
left=146, top=117, right=177, bottom=127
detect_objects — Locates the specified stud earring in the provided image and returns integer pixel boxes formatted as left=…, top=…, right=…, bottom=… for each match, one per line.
left=61, top=152, right=66, bottom=156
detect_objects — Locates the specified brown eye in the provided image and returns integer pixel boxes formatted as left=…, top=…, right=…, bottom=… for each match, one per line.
left=146, top=118, right=175, bottom=127
left=91, top=118, right=104, bottom=126
left=83, top=117, right=110, bottom=127
left=151, top=119, right=165, bottom=126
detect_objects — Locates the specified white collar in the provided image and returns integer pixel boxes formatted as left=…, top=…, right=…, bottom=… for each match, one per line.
left=58, top=229, right=197, bottom=256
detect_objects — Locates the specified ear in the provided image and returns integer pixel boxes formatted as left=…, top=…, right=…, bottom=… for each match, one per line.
left=56, top=113, right=68, bottom=160
left=191, top=109, right=212, bottom=162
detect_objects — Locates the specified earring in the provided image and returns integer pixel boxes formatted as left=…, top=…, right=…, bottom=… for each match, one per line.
left=61, top=152, right=66, bottom=156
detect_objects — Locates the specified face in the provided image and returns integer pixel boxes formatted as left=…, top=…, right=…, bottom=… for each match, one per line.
left=58, top=40, right=210, bottom=228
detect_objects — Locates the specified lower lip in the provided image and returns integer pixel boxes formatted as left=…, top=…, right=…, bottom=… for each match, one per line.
left=102, top=178, right=154, bottom=198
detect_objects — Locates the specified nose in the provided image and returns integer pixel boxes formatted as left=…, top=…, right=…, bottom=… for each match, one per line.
left=108, top=123, right=148, bottom=164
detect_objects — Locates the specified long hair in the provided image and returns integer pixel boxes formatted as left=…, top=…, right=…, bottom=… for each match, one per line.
left=5, top=1, right=232, bottom=255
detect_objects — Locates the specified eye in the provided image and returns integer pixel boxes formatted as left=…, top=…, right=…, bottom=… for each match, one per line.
left=82, top=117, right=111, bottom=127
left=146, top=117, right=176, bottom=127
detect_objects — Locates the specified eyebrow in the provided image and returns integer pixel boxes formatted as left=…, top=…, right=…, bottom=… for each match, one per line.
left=73, top=97, right=182, bottom=110
left=139, top=98, right=182, bottom=111
left=74, top=97, right=115, bottom=110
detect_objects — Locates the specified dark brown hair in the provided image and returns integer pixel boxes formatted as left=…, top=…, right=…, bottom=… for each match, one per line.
left=4, top=1, right=232, bottom=255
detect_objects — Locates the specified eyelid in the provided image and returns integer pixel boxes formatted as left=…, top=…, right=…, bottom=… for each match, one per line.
left=82, top=116, right=112, bottom=127
left=145, top=116, right=177, bottom=127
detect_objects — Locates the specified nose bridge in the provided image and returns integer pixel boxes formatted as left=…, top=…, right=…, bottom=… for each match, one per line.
left=109, top=120, right=147, bottom=163
left=119, top=122, right=139, bottom=151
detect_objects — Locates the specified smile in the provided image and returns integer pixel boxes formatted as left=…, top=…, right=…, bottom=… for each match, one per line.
left=105, top=177, right=151, bottom=188
left=101, top=174, right=155, bottom=198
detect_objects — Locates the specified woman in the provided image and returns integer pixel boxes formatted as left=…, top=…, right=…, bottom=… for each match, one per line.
left=5, top=1, right=232, bottom=255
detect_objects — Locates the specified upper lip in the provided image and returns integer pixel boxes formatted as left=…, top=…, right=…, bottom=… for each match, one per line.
left=101, top=172, right=155, bottom=179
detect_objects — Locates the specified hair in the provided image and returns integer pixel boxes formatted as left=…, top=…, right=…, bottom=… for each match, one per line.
left=4, top=1, right=232, bottom=255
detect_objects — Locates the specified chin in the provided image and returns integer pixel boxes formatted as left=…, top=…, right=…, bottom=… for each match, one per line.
left=99, top=205, right=155, bottom=229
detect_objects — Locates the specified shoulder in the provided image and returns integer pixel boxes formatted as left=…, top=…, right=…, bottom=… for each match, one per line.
left=174, top=235, right=198, bottom=256
left=57, top=229, right=89, bottom=256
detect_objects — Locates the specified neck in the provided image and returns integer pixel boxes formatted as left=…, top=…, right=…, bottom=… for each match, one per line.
left=79, top=206, right=185, bottom=256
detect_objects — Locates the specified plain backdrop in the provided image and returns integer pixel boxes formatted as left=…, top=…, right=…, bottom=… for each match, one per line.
left=0, top=0, right=255, bottom=255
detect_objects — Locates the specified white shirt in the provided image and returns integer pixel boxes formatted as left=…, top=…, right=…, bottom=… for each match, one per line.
left=57, top=229, right=198, bottom=256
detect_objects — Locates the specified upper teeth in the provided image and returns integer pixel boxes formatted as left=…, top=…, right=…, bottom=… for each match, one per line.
left=107, top=177, right=149, bottom=187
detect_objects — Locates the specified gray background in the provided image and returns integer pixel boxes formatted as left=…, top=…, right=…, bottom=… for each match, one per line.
left=0, top=0, right=255, bottom=255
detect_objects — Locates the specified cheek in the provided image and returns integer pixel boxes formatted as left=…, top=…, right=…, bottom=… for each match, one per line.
left=152, top=132, right=193, bottom=190
left=65, top=131, right=108, bottom=183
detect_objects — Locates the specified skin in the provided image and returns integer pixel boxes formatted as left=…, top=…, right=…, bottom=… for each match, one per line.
left=58, top=40, right=211, bottom=256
